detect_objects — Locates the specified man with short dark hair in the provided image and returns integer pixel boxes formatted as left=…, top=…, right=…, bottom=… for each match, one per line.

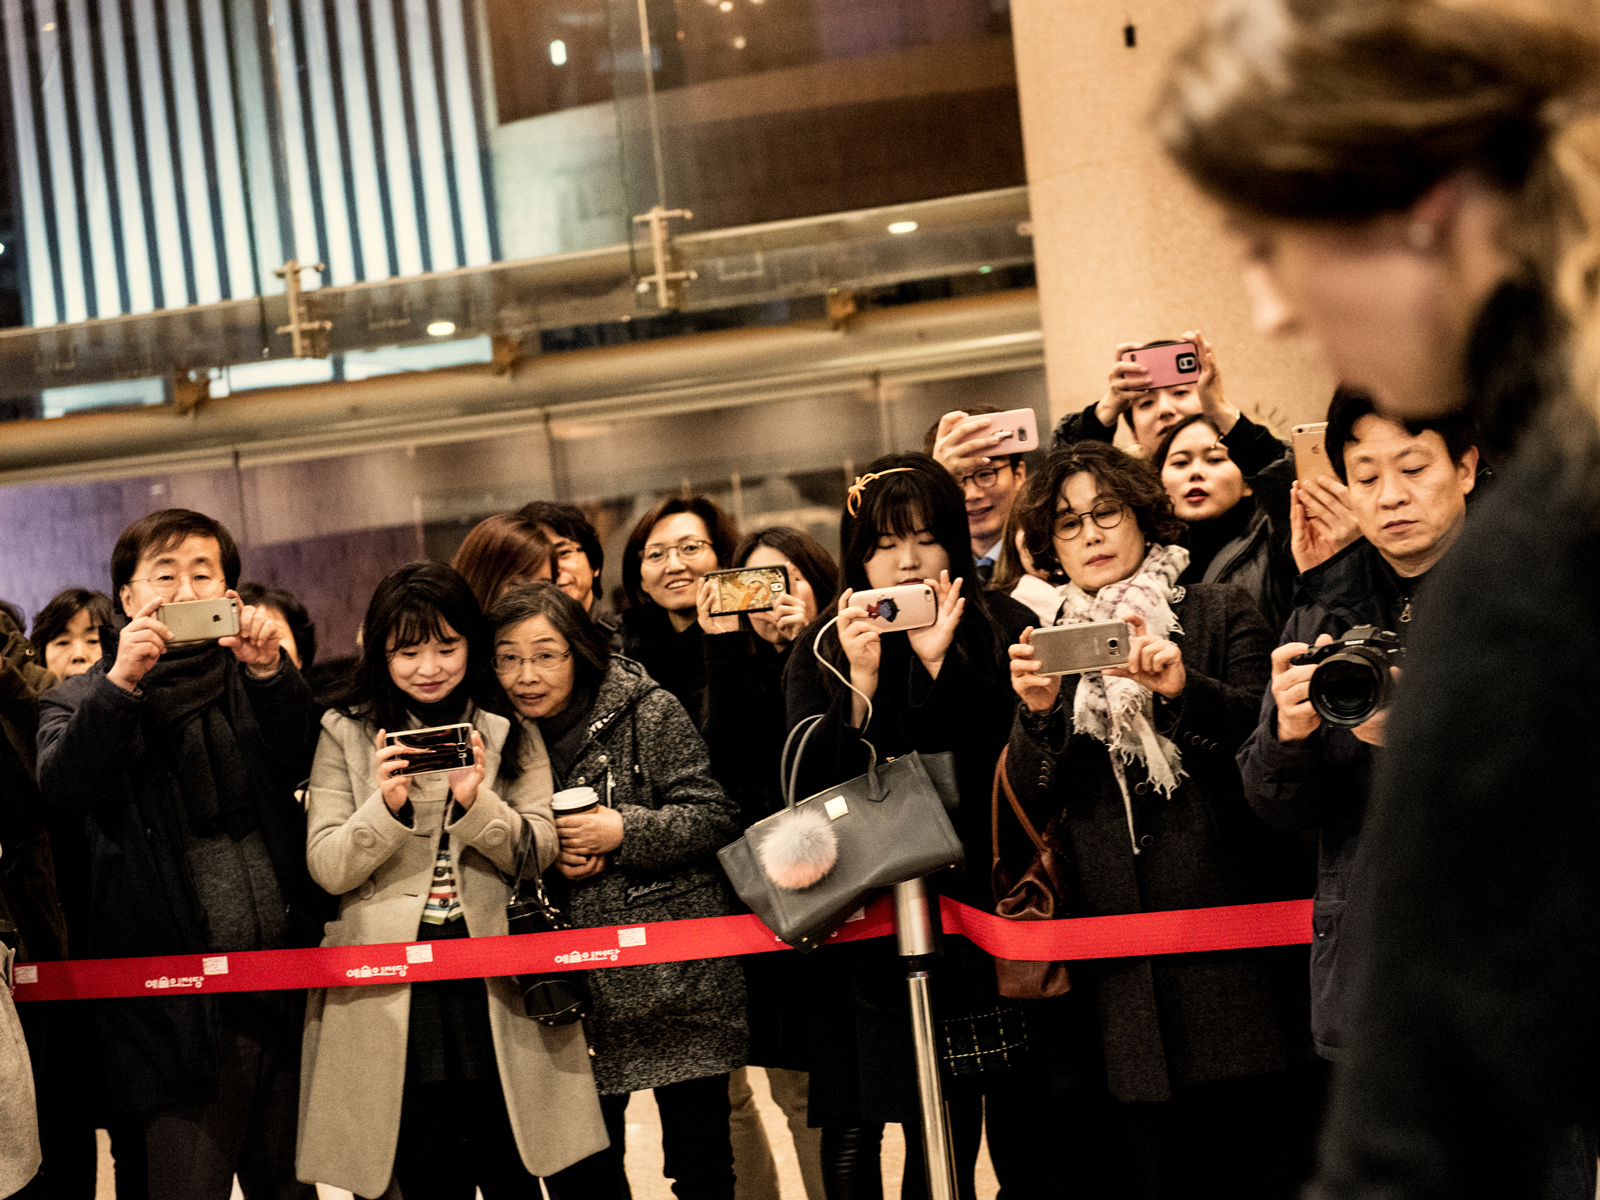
left=924, top=405, right=1031, bottom=581
left=1238, top=394, right=1479, bottom=1062
left=518, top=501, right=604, bottom=612
left=37, top=509, right=325, bottom=1199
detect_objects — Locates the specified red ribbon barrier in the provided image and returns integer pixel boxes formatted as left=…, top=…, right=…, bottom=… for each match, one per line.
left=9, top=896, right=1312, bottom=1003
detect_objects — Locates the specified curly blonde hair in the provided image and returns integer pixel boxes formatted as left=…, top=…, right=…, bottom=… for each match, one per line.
left=1156, top=0, right=1600, bottom=428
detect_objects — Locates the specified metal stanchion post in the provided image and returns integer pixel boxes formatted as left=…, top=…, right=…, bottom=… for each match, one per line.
left=893, top=876, right=958, bottom=1200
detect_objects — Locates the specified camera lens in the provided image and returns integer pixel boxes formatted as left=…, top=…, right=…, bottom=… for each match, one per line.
left=1308, top=646, right=1390, bottom=728
left=1107, top=638, right=1119, bottom=650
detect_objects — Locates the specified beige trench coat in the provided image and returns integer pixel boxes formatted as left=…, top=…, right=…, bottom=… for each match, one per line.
left=0, top=946, right=40, bottom=1198
left=295, top=706, right=608, bottom=1196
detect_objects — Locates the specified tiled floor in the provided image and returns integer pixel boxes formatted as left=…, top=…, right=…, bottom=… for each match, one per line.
left=98, top=1068, right=999, bottom=1199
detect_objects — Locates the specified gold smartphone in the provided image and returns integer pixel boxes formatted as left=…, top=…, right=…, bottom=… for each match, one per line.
left=1292, top=422, right=1330, bottom=485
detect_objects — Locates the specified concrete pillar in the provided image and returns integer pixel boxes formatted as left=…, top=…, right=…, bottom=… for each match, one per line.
left=1009, top=1, right=1334, bottom=433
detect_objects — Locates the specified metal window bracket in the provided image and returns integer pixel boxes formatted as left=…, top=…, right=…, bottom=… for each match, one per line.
left=274, top=261, right=333, bottom=358
left=632, top=207, right=697, bottom=311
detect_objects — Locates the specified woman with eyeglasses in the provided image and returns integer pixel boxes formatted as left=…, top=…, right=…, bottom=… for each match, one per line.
left=491, top=583, right=746, bottom=1200
left=619, top=495, right=739, bottom=728
left=299, top=564, right=606, bottom=1197
left=1003, top=442, right=1317, bottom=1198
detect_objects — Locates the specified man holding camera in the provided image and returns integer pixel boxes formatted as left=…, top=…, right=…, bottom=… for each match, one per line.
left=1237, top=392, right=1478, bottom=1062
left=925, top=404, right=1031, bottom=581
left=36, top=510, right=325, bottom=1199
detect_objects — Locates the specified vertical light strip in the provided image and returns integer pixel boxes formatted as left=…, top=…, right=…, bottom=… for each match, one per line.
left=132, top=0, right=188, bottom=306
left=434, top=0, right=486, bottom=265
left=4, top=0, right=58, bottom=324
left=162, top=0, right=220, bottom=301
left=334, top=0, right=387, bottom=280
left=298, top=0, right=353, bottom=283
left=37, top=1, right=89, bottom=321
left=402, top=0, right=454, bottom=270
left=367, top=0, right=421, bottom=276
left=66, top=0, right=121, bottom=315
left=94, top=0, right=150, bottom=311
left=268, top=0, right=322, bottom=278
left=198, top=0, right=253, bottom=298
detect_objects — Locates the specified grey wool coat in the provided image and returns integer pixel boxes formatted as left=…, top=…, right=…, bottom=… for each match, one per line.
left=539, top=656, right=747, bottom=1095
left=296, top=704, right=607, bottom=1196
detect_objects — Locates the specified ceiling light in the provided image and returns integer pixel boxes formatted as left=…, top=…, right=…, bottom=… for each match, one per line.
left=733, top=35, right=746, bottom=48
left=549, top=39, right=567, bottom=65
left=887, top=220, right=918, bottom=235
left=426, top=320, right=456, bottom=337
left=720, top=1, right=733, bottom=10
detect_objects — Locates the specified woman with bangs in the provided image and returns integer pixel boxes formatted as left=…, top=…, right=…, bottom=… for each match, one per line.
left=297, top=563, right=606, bottom=1198
left=782, top=453, right=1054, bottom=1200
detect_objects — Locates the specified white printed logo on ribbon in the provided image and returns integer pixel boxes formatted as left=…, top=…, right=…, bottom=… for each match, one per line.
left=617, top=927, right=647, bottom=948
left=202, top=956, right=229, bottom=976
left=13, top=965, right=36, bottom=985
left=406, top=944, right=434, bottom=964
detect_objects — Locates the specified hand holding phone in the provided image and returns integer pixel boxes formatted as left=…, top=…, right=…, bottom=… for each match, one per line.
left=107, top=595, right=173, bottom=694
left=1292, top=422, right=1330, bottom=485
left=1009, top=627, right=1062, bottom=714
left=705, top=566, right=789, bottom=615
left=1118, top=341, right=1202, bottom=390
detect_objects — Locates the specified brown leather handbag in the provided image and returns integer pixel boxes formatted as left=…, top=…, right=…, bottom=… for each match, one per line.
left=990, top=746, right=1072, bottom=998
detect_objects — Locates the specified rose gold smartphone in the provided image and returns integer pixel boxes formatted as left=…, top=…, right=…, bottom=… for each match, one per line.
left=1118, top=341, right=1201, bottom=389
left=1292, top=422, right=1331, bottom=484
left=852, top=583, right=937, bottom=632
left=981, top=408, right=1040, bottom=452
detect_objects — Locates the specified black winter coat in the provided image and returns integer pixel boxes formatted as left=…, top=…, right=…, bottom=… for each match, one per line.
left=1236, top=538, right=1419, bottom=1061
left=35, top=645, right=325, bottom=1113
left=1309, top=419, right=1600, bottom=1196
left=783, top=591, right=1038, bottom=1123
left=1005, top=582, right=1312, bottom=1102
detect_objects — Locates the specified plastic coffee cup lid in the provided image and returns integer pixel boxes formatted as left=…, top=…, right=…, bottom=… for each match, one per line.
left=551, top=787, right=601, bottom=813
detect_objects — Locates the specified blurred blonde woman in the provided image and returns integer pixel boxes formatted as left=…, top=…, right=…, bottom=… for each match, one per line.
left=1158, top=1, right=1600, bottom=1194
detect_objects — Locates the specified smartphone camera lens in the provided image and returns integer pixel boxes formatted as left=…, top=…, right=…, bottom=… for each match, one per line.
left=1108, top=638, right=1120, bottom=650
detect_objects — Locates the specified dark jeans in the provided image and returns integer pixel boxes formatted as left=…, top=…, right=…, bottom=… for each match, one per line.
left=17, top=1002, right=98, bottom=1200
left=544, top=1072, right=734, bottom=1200
left=1119, top=1061, right=1327, bottom=1200
left=141, top=999, right=313, bottom=1200
left=385, top=1078, right=543, bottom=1200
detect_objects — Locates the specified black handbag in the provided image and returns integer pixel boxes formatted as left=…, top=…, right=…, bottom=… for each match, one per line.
left=718, top=713, right=965, bottom=951
left=503, top=822, right=594, bottom=1026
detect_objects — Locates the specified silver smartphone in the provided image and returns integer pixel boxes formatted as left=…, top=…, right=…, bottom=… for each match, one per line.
left=158, top=597, right=241, bottom=642
left=384, top=724, right=474, bottom=777
left=1031, top=620, right=1129, bottom=676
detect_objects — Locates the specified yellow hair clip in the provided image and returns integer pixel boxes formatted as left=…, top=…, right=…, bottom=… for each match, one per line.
left=845, top=467, right=918, bottom=517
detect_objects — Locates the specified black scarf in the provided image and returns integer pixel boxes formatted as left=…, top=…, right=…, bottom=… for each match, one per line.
left=1180, top=495, right=1256, bottom=584
left=140, top=640, right=259, bottom=842
left=540, top=682, right=597, bottom=783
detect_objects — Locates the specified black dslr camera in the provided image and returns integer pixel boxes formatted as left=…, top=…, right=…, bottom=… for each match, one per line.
left=1292, top=625, right=1404, bottom=729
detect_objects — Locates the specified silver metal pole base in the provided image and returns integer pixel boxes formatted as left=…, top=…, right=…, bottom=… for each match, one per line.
left=894, top=878, right=958, bottom=1200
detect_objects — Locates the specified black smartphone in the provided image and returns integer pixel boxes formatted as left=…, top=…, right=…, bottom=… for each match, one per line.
left=384, top=724, right=474, bottom=777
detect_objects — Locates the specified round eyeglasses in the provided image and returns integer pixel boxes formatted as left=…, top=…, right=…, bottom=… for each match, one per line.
left=1054, top=503, right=1126, bottom=541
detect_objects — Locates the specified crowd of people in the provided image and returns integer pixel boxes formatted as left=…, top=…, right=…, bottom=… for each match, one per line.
left=3, top=0, right=1600, bottom=1197
left=0, top=307, right=1510, bottom=1200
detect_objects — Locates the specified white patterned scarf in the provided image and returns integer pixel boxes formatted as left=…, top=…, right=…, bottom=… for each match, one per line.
left=1055, top=543, right=1190, bottom=835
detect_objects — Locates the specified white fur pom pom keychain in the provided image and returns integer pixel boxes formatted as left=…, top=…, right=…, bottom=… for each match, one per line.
left=756, top=806, right=838, bottom=890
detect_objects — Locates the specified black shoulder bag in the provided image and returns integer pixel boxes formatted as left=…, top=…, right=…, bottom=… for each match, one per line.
left=504, top=821, right=594, bottom=1026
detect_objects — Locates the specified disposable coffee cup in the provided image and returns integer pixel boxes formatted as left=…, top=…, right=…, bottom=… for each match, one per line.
left=551, top=787, right=601, bottom=817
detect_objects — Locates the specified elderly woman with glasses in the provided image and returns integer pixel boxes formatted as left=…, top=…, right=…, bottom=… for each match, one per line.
left=489, top=583, right=746, bottom=1200
left=1001, top=442, right=1318, bottom=1199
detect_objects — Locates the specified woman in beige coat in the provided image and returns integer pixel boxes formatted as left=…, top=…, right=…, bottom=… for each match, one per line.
left=295, top=563, right=607, bottom=1199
